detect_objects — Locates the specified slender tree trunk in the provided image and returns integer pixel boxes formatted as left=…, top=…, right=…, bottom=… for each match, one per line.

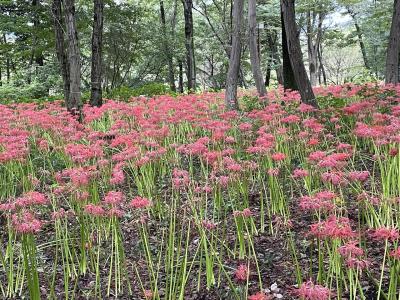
left=348, top=9, right=370, bottom=70
left=3, top=34, right=10, bottom=83
left=182, top=0, right=196, bottom=91
left=355, top=22, right=369, bottom=70
left=52, top=0, right=70, bottom=103
left=267, top=30, right=283, bottom=86
left=385, top=0, right=400, bottom=84
left=276, top=66, right=284, bottom=85
left=65, top=0, right=83, bottom=120
left=281, top=0, right=317, bottom=106
left=248, top=0, right=266, bottom=96
left=90, top=0, right=104, bottom=107
left=225, top=0, right=244, bottom=110
left=265, top=61, right=271, bottom=87
left=6, top=58, right=10, bottom=83
left=32, top=0, right=44, bottom=67
left=318, top=44, right=327, bottom=85
left=160, top=1, right=176, bottom=92
left=306, top=11, right=318, bottom=86
left=178, top=59, right=184, bottom=93
left=306, top=10, right=324, bottom=87
left=281, top=8, right=297, bottom=90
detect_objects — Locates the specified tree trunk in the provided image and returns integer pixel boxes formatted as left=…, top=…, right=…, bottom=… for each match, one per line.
left=3, top=34, right=10, bottom=83
left=265, top=61, right=271, bottom=87
left=90, top=0, right=104, bottom=107
left=6, top=57, right=10, bottom=83
left=348, top=9, right=370, bottom=70
left=248, top=0, right=266, bottom=96
left=178, top=59, right=184, bottom=93
left=281, top=8, right=297, bottom=90
left=385, top=0, right=400, bottom=84
left=318, top=44, right=327, bottom=85
left=281, top=0, right=317, bottom=106
left=65, top=0, right=83, bottom=120
left=182, top=0, right=196, bottom=91
left=225, top=0, right=244, bottom=110
left=306, top=10, right=324, bottom=87
left=160, top=1, right=176, bottom=92
left=52, top=0, right=70, bottom=103
left=31, top=0, right=44, bottom=68
left=265, top=29, right=283, bottom=86
left=306, top=11, right=318, bottom=86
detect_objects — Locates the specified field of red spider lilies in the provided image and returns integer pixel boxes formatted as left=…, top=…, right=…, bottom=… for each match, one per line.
left=2, top=84, right=400, bottom=300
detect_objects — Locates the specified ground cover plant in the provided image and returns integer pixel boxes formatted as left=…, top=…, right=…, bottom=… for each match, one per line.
left=2, top=83, right=400, bottom=299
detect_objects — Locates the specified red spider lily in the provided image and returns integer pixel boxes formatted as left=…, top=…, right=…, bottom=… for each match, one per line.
left=143, top=289, right=153, bottom=299
left=347, top=171, right=370, bottom=182
left=65, top=143, right=103, bottom=163
left=309, top=216, right=355, bottom=240
left=12, top=211, right=42, bottom=234
left=389, top=147, right=399, bottom=157
left=76, top=191, right=89, bottom=201
left=299, top=195, right=335, bottom=212
left=389, top=247, right=400, bottom=259
left=346, top=257, right=370, bottom=270
left=369, top=227, right=400, bottom=241
left=308, top=151, right=327, bottom=162
left=103, top=191, right=125, bottom=205
left=234, top=264, right=248, bottom=281
left=107, top=208, right=125, bottom=218
left=321, top=171, right=347, bottom=186
left=296, top=280, right=331, bottom=300
left=110, top=162, right=125, bottom=185
left=130, top=197, right=152, bottom=209
left=37, top=138, right=49, bottom=151
left=338, top=241, right=364, bottom=258
left=271, top=152, right=286, bottom=161
left=292, top=168, right=309, bottom=178
left=84, top=204, right=105, bottom=217
left=281, top=114, right=301, bottom=124
left=202, top=219, right=217, bottom=230
left=15, top=191, right=48, bottom=208
left=233, top=208, right=253, bottom=218
left=267, top=168, right=280, bottom=177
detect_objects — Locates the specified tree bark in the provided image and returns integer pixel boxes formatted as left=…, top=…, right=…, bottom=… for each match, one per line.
left=160, top=1, right=176, bottom=92
left=306, top=10, right=324, bottom=87
left=3, top=34, right=10, bottom=83
left=178, top=59, right=184, bottom=93
left=32, top=0, right=44, bottom=67
left=64, top=0, right=83, bottom=119
left=385, top=0, right=400, bottom=84
left=281, top=8, right=297, bottom=90
left=347, top=8, right=370, bottom=70
left=265, top=61, right=271, bottom=87
left=90, top=0, right=104, bottom=107
left=266, top=29, right=283, bottom=86
left=182, top=0, right=196, bottom=91
left=281, top=0, right=317, bottom=106
left=52, top=0, right=70, bottom=102
left=318, top=44, right=327, bottom=85
left=224, top=0, right=244, bottom=110
left=306, top=12, right=316, bottom=86
left=248, top=0, right=266, bottom=96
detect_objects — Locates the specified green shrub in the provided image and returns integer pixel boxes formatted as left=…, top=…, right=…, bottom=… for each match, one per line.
left=240, top=95, right=265, bottom=112
left=0, top=81, right=58, bottom=104
left=106, top=83, right=169, bottom=101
